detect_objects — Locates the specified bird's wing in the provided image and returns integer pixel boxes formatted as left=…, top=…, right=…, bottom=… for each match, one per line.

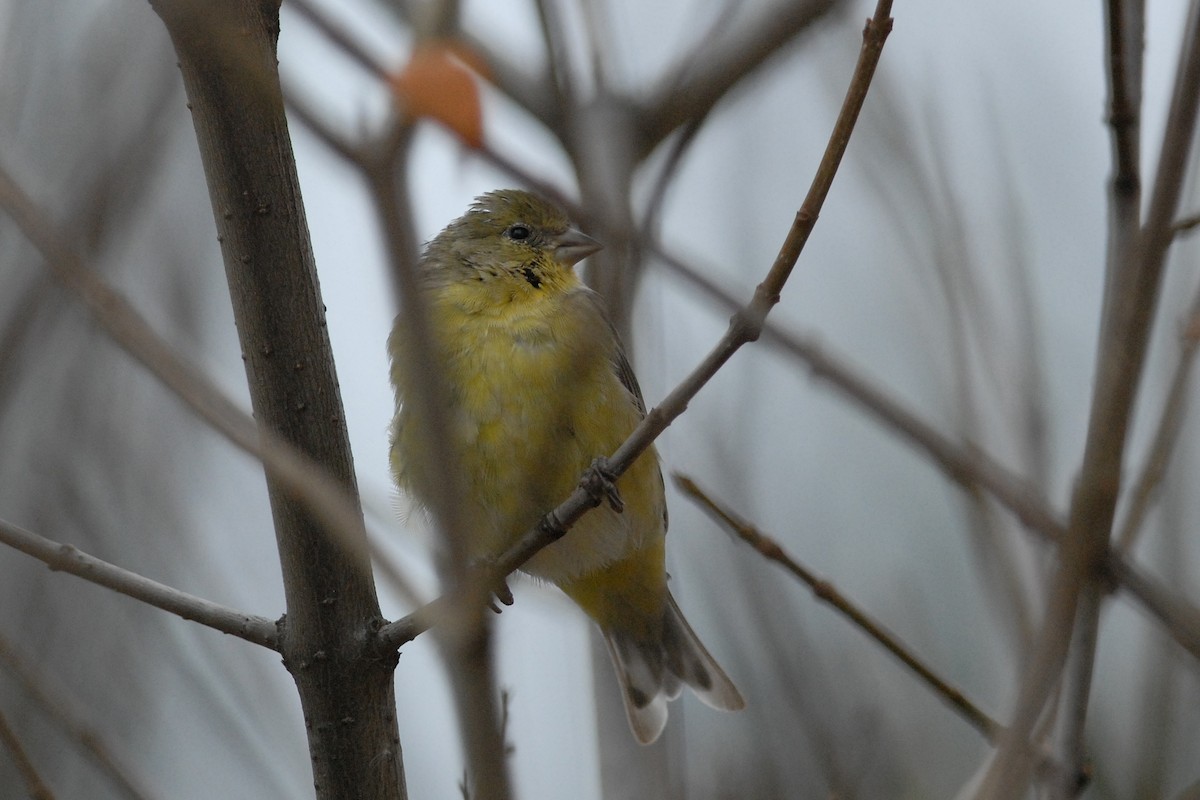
left=574, top=288, right=668, bottom=531
left=611, top=342, right=647, bottom=416
left=576, top=288, right=647, bottom=415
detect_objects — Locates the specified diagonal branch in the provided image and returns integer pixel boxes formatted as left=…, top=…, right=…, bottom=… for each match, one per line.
left=674, top=473, right=1004, bottom=742
left=674, top=473, right=1089, bottom=791
left=0, top=518, right=279, bottom=649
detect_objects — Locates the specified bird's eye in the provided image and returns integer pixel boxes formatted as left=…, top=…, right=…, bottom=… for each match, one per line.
left=507, top=224, right=531, bottom=241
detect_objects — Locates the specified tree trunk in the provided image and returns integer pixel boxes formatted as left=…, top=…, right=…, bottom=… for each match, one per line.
left=147, top=2, right=406, bottom=797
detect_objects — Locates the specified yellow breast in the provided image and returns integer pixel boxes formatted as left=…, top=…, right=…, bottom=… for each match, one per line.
left=390, top=275, right=665, bottom=582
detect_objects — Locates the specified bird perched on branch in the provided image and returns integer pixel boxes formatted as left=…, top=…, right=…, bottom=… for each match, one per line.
left=388, top=189, right=743, bottom=744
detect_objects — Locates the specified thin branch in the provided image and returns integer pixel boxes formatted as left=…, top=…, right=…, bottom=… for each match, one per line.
left=1126, top=501, right=1187, bottom=799
left=285, top=5, right=521, bottom=773
left=0, top=634, right=157, bottom=800
left=360, top=120, right=477, bottom=577
left=0, top=705, right=56, bottom=800
left=1139, top=1, right=1200, bottom=272
left=675, top=474, right=1086, bottom=791
left=579, top=0, right=611, bottom=93
left=674, top=474, right=1003, bottom=742
left=380, top=0, right=896, bottom=651
left=475, top=142, right=577, bottom=213
left=361, top=112, right=514, bottom=800
left=0, top=518, right=278, bottom=649
left=290, top=6, right=512, bottom=794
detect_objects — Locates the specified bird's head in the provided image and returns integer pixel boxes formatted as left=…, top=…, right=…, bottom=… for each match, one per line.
left=420, top=190, right=602, bottom=296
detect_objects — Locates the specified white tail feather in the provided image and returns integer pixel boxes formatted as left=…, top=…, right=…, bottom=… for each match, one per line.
left=601, top=590, right=744, bottom=744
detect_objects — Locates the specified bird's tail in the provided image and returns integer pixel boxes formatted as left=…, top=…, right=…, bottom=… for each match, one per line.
left=601, top=590, right=744, bottom=744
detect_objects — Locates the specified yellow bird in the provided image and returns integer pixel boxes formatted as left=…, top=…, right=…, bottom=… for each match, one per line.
left=388, top=189, right=743, bottom=743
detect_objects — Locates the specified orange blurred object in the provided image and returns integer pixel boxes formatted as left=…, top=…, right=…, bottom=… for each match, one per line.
left=391, top=41, right=488, bottom=148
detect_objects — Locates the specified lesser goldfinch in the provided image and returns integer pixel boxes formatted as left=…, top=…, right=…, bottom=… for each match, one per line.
left=388, top=189, right=743, bottom=744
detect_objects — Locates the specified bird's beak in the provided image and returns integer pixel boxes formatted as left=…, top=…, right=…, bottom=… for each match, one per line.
left=554, top=227, right=603, bottom=267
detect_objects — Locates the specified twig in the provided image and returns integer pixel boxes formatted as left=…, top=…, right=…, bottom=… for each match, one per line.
left=0, top=634, right=157, bottom=800
left=674, top=473, right=1003, bottom=741
left=578, top=0, right=612, bottom=93
left=475, top=142, right=576, bottom=214
left=0, top=705, right=56, bottom=800
left=378, top=0, right=895, bottom=651
left=0, top=518, right=278, bottom=649
left=1104, top=0, right=1143, bottom=205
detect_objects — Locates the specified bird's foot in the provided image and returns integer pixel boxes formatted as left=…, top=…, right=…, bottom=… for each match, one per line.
left=467, top=558, right=515, bottom=614
left=488, top=577, right=515, bottom=614
left=581, top=456, right=624, bottom=513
